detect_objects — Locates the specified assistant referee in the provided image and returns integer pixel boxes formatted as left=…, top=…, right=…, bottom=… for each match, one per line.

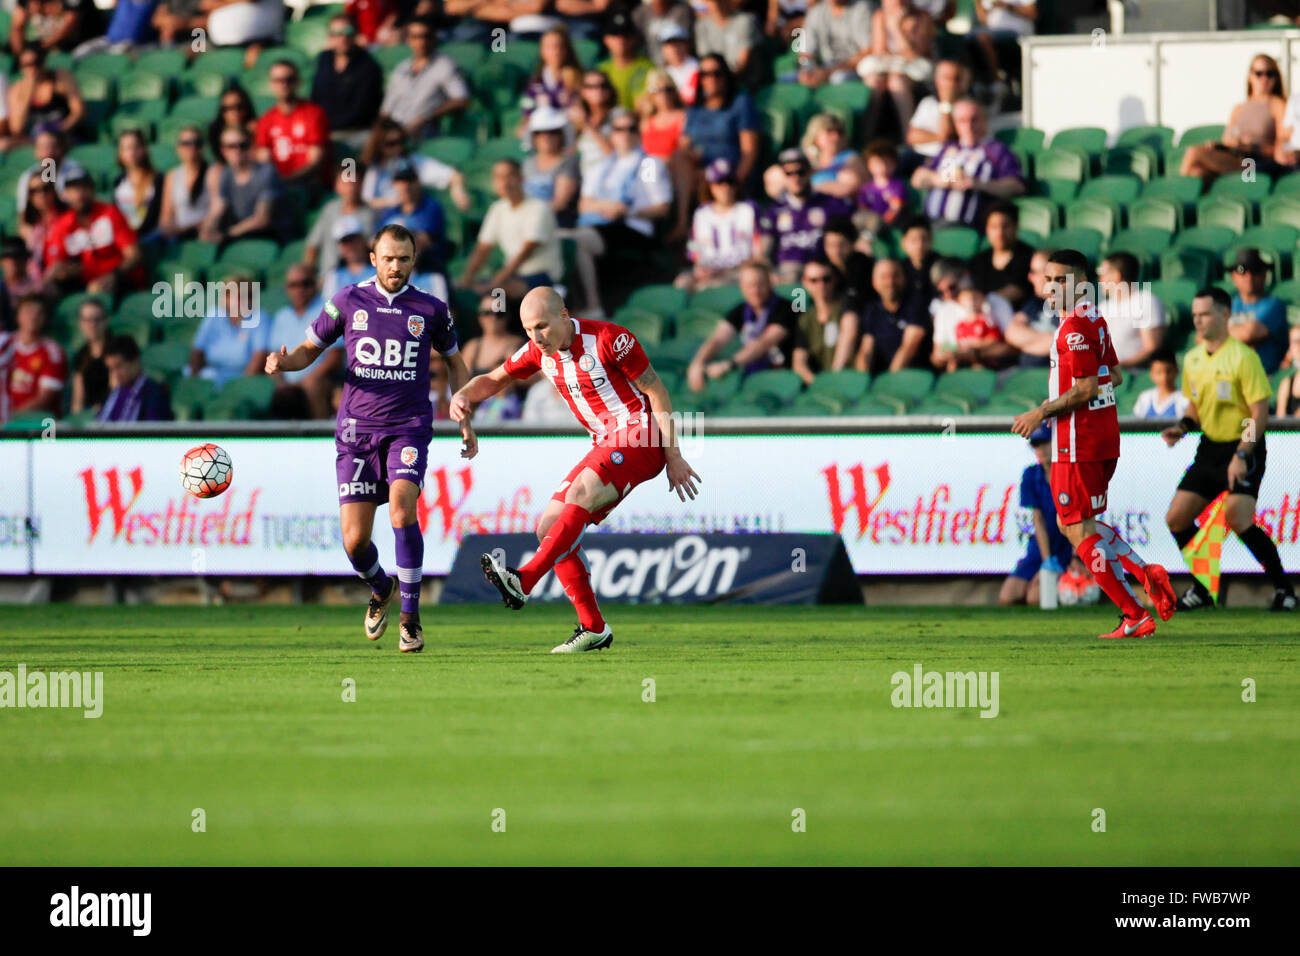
left=1162, top=287, right=1296, bottom=610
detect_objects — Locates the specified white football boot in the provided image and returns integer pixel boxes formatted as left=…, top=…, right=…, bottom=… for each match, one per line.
left=364, top=578, right=397, bottom=640
left=481, top=553, right=527, bottom=609
left=551, top=624, right=614, bottom=654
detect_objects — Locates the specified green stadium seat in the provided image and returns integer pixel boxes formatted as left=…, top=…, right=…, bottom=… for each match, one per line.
left=285, top=17, right=331, bottom=57
left=107, top=316, right=151, bottom=349
left=78, top=50, right=133, bottom=79
left=170, top=377, right=218, bottom=421
left=756, top=83, right=814, bottom=124
left=668, top=309, right=720, bottom=341
left=439, top=40, right=488, bottom=73
left=1102, top=145, right=1157, bottom=181
left=1273, top=170, right=1300, bottom=198
left=1160, top=248, right=1221, bottom=287
left=931, top=225, right=980, bottom=258
left=110, top=101, right=169, bottom=141
left=1064, top=198, right=1117, bottom=240
left=1013, top=196, right=1058, bottom=237
left=141, top=342, right=191, bottom=379
left=1261, top=196, right=1300, bottom=230
left=980, top=394, right=1038, bottom=415
left=1209, top=173, right=1273, bottom=207
left=870, top=368, right=933, bottom=407
left=715, top=399, right=768, bottom=417
left=739, top=369, right=803, bottom=409
left=1148, top=278, right=1198, bottom=316
left=169, top=95, right=220, bottom=125
left=994, top=127, right=1046, bottom=152
left=811, top=83, right=871, bottom=141
left=850, top=397, right=904, bottom=416
left=188, top=47, right=247, bottom=79
left=913, top=394, right=972, bottom=416
left=689, top=284, right=744, bottom=315
left=1001, top=367, right=1049, bottom=403
left=217, top=238, right=281, bottom=277
left=212, top=375, right=275, bottom=419
left=1116, top=125, right=1174, bottom=152
left=933, top=367, right=996, bottom=404
left=1078, top=174, right=1142, bottom=205
left=372, top=43, right=412, bottom=74
left=807, top=369, right=870, bottom=404
left=1172, top=225, right=1237, bottom=255
left=647, top=336, right=703, bottom=374
left=1033, top=147, right=1086, bottom=182
left=1178, top=124, right=1224, bottom=147
left=76, top=74, right=115, bottom=104
left=418, top=136, right=475, bottom=169
left=1046, top=227, right=1104, bottom=261
left=1221, top=240, right=1286, bottom=280
left=135, top=48, right=189, bottom=76
left=1142, top=175, right=1203, bottom=209
left=1196, top=195, right=1249, bottom=234
left=1126, top=197, right=1180, bottom=232
left=611, top=309, right=667, bottom=345
left=780, top=393, right=841, bottom=416
left=1030, top=178, right=1080, bottom=205
left=2, top=409, right=54, bottom=430
left=625, top=283, right=689, bottom=318
left=1051, top=126, right=1106, bottom=155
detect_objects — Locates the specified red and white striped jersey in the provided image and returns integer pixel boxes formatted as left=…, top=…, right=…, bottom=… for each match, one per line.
left=504, top=317, right=652, bottom=442
left=1049, top=303, right=1120, bottom=463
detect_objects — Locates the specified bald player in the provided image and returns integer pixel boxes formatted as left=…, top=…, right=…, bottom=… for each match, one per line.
left=451, top=287, right=702, bottom=653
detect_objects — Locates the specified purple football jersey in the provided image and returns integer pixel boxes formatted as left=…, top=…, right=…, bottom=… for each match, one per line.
left=307, top=277, right=459, bottom=434
left=757, top=192, right=852, bottom=266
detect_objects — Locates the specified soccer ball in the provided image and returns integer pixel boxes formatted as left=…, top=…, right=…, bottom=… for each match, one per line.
left=179, top=443, right=233, bottom=498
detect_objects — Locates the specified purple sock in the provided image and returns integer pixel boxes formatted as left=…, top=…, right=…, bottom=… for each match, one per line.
left=393, top=522, right=424, bottom=616
left=348, top=540, right=390, bottom=596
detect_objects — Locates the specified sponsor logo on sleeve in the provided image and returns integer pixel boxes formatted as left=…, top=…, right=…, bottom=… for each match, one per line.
left=325, top=300, right=340, bottom=320
left=613, top=333, right=634, bottom=360
left=1066, top=331, right=1087, bottom=351
left=1058, top=492, right=1070, bottom=505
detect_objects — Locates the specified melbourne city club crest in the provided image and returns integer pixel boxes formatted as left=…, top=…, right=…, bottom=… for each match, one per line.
left=578, top=353, right=596, bottom=372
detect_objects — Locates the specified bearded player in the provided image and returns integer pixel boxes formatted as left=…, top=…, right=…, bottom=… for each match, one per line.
left=1011, top=249, right=1177, bottom=639
left=450, top=287, right=701, bottom=653
left=266, top=224, right=476, bottom=653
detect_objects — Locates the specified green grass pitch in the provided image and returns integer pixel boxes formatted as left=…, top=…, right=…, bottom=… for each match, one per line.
left=1, top=603, right=1297, bottom=865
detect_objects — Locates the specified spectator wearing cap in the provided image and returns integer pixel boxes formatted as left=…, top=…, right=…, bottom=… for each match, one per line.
left=795, top=0, right=873, bottom=88
left=0, top=235, right=43, bottom=309
left=676, top=157, right=759, bottom=292
left=519, top=25, right=583, bottom=135
left=97, top=335, right=173, bottom=423
left=571, top=108, right=673, bottom=318
left=970, top=199, right=1033, bottom=309
left=188, top=271, right=270, bottom=389
left=821, top=218, right=876, bottom=314
left=200, top=127, right=289, bottom=244
left=638, top=68, right=687, bottom=160
left=379, top=159, right=447, bottom=273
left=0, top=294, right=65, bottom=423
left=380, top=17, right=470, bottom=139
left=911, top=97, right=1024, bottom=226
left=599, top=13, right=655, bottom=112
left=793, top=258, right=860, bottom=385
left=44, top=170, right=145, bottom=296
left=673, top=53, right=759, bottom=236
left=254, top=60, right=332, bottom=193
left=1230, top=247, right=1289, bottom=373
left=6, top=45, right=84, bottom=141
left=695, top=0, right=759, bottom=85
left=522, top=108, right=581, bottom=228
left=1097, top=251, right=1165, bottom=368
left=312, top=14, right=385, bottom=149
left=758, top=147, right=853, bottom=284
left=687, top=259, right=798, bottom=390
left=360, top=117, right=469, bottom=212
left=999, top=425, right=1075, bottom=607
left=458, top=158, right=563, bottom=300
left=322, top=215, right=376, bottom=299
left=634, top=0, right=694, bottom=68
left=260, top=264, right=341, bottom=420
left=304, top=163, right=377, bottom=288
left=69, top=296, right=110, bottom=415
left=855, top=257, right=928, bottom=375
left=656, top=23, right=700, bottom=105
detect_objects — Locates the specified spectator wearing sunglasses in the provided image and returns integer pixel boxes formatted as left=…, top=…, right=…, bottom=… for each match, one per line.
left=254, top=60, right=332, bottom=193
left=208, top=85, right=257, bottom=159
left=312, top=14, right=385, bottom=149
left=793, top=258, right=859, bottom=385
left=200, top=130, right=289, bottom=244
left=159, top=125, right=211, bottom=241
left=359, top=117, right=469, bottom=212
left=758, top=147, right=852, bottom=285
left=380, top=17, right=470, bottom=139
left=1186, top=54, right=1289, bottom=179
left=569, top=69, right=618, bottom=178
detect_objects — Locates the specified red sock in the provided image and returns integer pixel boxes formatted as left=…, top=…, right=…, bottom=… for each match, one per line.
left=1078, top=533, right=1144, bottom=617
left=554, top=550, right=605, bottom=632
left=518, top=504, right=591, bottom=594
left=1095, top=521, right=1147, bottom=577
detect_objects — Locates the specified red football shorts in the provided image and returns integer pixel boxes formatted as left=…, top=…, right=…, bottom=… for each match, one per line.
left=1050, top=458, right=1118, bottom=525
left=551, top=434, right=667, bottom=525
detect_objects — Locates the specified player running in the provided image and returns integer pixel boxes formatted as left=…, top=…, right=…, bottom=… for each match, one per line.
left=1011, top=249, right=1177, bottom=639
left=450, top=286, right=701, bottom=653
left=265, top=224, right=476, bottom=653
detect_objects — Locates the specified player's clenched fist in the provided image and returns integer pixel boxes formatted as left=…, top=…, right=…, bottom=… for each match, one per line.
left=264, top=345, right=287, bottom=375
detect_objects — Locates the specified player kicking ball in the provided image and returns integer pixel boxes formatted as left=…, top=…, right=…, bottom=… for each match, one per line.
left=450, top=287, right=701, bottom=653
left=266, top=224, right=476, bottom=653
left=1011, top=249, right=1177, bottom=639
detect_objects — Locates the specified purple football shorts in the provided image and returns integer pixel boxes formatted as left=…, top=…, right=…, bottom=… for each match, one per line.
left=335, top=428, right=431, bottom=504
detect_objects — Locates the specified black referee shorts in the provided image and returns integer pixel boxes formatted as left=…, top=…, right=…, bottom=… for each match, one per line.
left=1177, top=436, right=1267, bottom=499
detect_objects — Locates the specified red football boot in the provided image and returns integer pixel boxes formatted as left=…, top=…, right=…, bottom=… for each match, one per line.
left=1099, top=613, right=1157, bottom=639
left=1141, top=564, right=1178, bottom=622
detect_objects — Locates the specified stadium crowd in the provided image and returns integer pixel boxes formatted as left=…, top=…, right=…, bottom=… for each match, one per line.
left=0, top=0, right=1298, bottom=426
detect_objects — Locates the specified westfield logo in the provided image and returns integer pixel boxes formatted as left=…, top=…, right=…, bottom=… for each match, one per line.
left=79, top=467, right=257, bottom=545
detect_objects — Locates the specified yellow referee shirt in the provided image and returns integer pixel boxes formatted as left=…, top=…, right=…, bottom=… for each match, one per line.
left=1181, top=337, right=1273, bottom=442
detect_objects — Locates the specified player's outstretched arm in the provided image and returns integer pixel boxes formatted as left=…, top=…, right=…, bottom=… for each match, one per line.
left=444, top=350, right=479, bottom=459
left=264, top=339, right=323, bottom=375
left=634, top=365, right=701, bottom=502
left=449, top=364, right=513, bottom=423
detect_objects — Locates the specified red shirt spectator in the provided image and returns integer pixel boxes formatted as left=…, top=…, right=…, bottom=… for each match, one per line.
left=44, top=200, right=139, bottom=286
left=344, top=0, right=396, bottom=45
left=0, top=296, right=66, bottom=422
left=255, top=99, right=331, bottom=185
